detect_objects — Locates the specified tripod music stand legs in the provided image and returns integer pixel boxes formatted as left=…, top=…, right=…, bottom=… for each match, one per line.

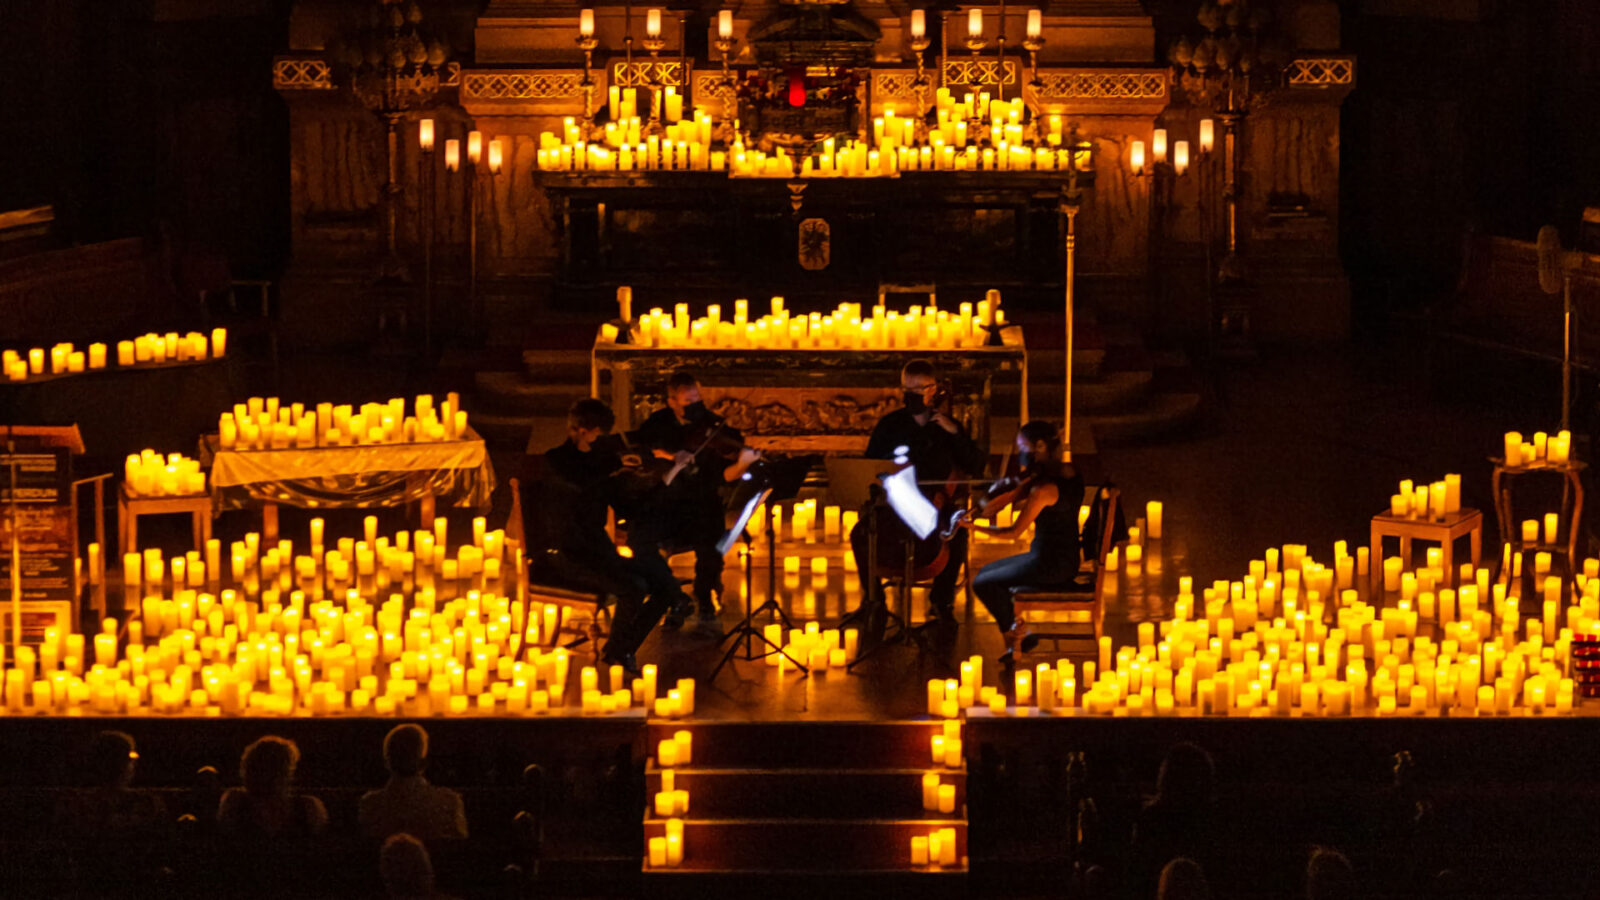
left=710, top=500, right=809, bottom=681
left=844, top=502, right=946, bottom=674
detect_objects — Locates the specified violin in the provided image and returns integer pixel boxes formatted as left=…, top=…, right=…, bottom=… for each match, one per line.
left=870, top=460, right=971, bottom=582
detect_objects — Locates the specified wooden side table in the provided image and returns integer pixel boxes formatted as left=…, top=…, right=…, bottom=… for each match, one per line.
left=1490, top=457, right=1586, bottom=570
left=118, top=485, right=213, bottom=554
left=1370, top=507, right=1483, bottom=594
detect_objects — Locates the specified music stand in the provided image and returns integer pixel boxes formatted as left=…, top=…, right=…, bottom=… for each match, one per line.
left=834, top=457, right=946, bottom=672
left=710, top=456, right=813, bottom=681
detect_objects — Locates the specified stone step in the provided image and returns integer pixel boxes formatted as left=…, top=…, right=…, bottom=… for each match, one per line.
left=521, top=347, right=594, bottom=380
left=645, top=766, right=966, bottom=819
left=640, top=867, right=968, bottom=900
left=473, top=370, right=582, bottom=415
left=1083, top=391, right=1203, bottom=444
left=646, top=721, right=957, bottom=770
left=642, top=816, right=968, bottom=872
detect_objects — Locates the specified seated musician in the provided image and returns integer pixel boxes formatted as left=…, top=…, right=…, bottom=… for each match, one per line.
left=528, top=398, right=692, bottom=674
left=631, top=371, right=760, bottom=631
left=848, top=359, right=988, bottom=626
left=959, top=421, right=1086, bottom=665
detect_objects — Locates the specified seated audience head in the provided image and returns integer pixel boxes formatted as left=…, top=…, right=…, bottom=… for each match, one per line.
left=383, top=724, right=429, bottom=778
left=87, top=730, right=139, bottom=790
left=1158, top=858, right=1212, bottom=900
left=240, top=735, right=300, bottom=797
left=1306, top=847, right=1356, bottom=900
left=567, top=398, right=615, bottom=448
left=380, top=833, right=435, bottom=898
left=1156, top=742, right=1215, bottom=812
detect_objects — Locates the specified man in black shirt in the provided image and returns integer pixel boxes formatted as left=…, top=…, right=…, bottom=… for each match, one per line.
left=526, top=398, right=690, bottom=673
left=631, top=372, right=760, bottom=630
left=848, top=359, right=987, bottom=624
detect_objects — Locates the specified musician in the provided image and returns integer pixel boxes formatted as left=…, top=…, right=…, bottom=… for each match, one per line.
left=959, top=421, right=1086, bottom=664
left=849, top=359, right=987, bottom=625
left=529, top=398, right=692, bottom=673
left=632, top=371, right=760, bottom=629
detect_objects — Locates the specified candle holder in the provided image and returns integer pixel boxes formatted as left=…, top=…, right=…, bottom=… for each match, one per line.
left=909, top=33, right=933, bottom=132
left=715, top=34, right=738, bottom=132
left=577, top=33, right=600, bottom=141
left=983, top=321, right=1013, bottom=347
left=642, top=35, right=667, bottom=135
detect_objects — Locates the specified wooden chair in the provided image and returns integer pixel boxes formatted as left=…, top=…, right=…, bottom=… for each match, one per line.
left=507, top=475, right=610, bottom=655
left=1007, top=486, right=1120, bottom=660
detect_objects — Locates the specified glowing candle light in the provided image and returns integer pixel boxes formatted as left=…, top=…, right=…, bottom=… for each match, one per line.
left=1199, top=118, right=1215, bottom=154
left=718, top=9, right=733, bottom=40
left=647, top=8, right=661, bottom=37
left=444, top=139, right=460, bottom=172
left=1130, top=140, right=1146, bottom=175
left=580, top=8, right=595, bottom=37
left=419, top=119, right=435, bottom=153
left=1173, top=140, right=1190, bottom=175
left=1026, top=9, right=1042, bottom=39
left=467, top=131, right=483, bottom=165
left=910, top=8, right=926, bottom=39
left=967, top=8, right=982, bottom=39
left=487, top=139, right=504, bottom=175
left=1152, top=128, right=1167, bottom=164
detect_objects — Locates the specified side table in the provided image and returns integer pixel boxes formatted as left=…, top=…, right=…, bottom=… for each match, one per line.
left=118, top=485, right=213, bottom=554
left=1370, top=508, right=1483, bottom=594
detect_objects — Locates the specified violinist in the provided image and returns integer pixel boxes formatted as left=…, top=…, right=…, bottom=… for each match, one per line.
left=529, top=398, right=693, bottom=674
left=847, top=359, right=987, bottom=627
left=632, top=371, right=760, bottom=630
left=959, top=421, right=1086, bottom=665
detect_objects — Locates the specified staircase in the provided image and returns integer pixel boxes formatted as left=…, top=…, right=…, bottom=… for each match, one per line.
left=467, top=347, right=593, bottom=452
left=641, top=720, right=970, bottom=899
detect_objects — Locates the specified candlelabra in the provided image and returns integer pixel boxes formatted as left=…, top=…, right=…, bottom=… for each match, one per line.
left=909, top=33, right=933, bottom=132
left=1023, top=34, right=1046, bottom=141
left=715, top=35, right=738, bottom=132
left=964, top=36, right=988, bottom=139
left=577, top=33, right=599, bottom=141
left=641, top=34, right=667, bottom=135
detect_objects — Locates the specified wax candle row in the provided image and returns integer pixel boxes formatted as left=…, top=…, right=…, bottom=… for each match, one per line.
left=3, top=330, right=226, bottom=381
left=765, top=621, right=857, bottom=673
left=910, top=828, right=960, bottom=867
left=1505, top=429, right=1571, bottom=466
left=625, top=292, right=1005, bottom=350
left=219, top=393, right=468, bottom=451
left=124, top=451, right=205, bottom=497
left=646, top=818, right=685, bottom=868
left=1388, top=474, right=1463, bottom=520
left=921, top=772, right=958, bottom=813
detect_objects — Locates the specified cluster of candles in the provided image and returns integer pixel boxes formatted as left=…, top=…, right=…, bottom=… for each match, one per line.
left=616, top=291, right=1006, bottom=350
left=762, top=621, right=857, bottom=673
left=649, top=723, right=695, bottom=868
left=124, top=451, right=206, bottom=497
left=910, top=827, right=961, bottom=867
left=1387, top=474, right=1463, bottom=520
left=218, top=393, right=469, bottom=451
left=932, top=526, right=1587, bottom=717
left=537, top=103, right=724, bottom=172
left=3, top=329, right=226, bottom=381
left=1504, top=429, right=1573, bottom=467
left=0, top=516, right=690, bottom=718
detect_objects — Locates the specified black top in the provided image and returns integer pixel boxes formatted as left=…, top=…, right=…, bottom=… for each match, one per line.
left=538, top=439, right=624, bottom=557
left=634, top=407, right=726, bottom=518
left=864, top=408, right=987, bottom=485
left=1027, top=466, right=1085, bottom=574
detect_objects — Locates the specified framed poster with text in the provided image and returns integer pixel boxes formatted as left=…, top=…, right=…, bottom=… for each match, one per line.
left=0, top=429, right=81, bottom=640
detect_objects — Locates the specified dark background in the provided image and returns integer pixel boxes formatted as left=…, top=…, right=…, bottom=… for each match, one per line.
left=2, top=0, right=1596, bottom=331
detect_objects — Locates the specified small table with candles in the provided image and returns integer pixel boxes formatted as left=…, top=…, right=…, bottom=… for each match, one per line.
left=1490, top=457, right=1586, bottom=572
left=118, top=485, right=214, bottom=555
left=201, top=430, right=495, bottom=541
left=1370, top=507, right=1484, bottom=594
left=591, top=296, right=1027, bottom=456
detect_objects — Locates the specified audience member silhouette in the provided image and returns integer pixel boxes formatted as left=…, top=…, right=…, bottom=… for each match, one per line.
left=360, top=724, right=469, bottom=841
left=217, top=735, right=328, bottom=838
left=1157, top=857, right=1212, bottom=900
left=53, top=730, right=167, bottom=839
left=1306, top=847, right=1357, bottom=900
left=1130, top=742, right=1218, bottom=899
left=380, top=833, right=460, bottom=900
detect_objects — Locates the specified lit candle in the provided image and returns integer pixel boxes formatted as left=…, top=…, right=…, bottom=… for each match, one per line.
left=718, top=9, right=733, bottom=40
left=580, top=8, right=595, bottom=37
left=967, top=8, right=982, bottom=39
left=1130, top=140, right=1146, bottom=175
left=910, top=9, right=926, bottom=40
left=1199, top=118, right=1215, bottom=154
left=1173, top=140, right=1190, bottom=175
left=1027, top=9, right=1041, bottom=39
left=467, top=130, right=483, bottom=165
left=487, top=139, right=504, bottom=175
left=1152, top=128, right=1167, bottom=164
left=647, top=8, right=661, bottom=37
left=419, top=118, right=435, bottom=153
left=445, top=139, right=461, bottom=172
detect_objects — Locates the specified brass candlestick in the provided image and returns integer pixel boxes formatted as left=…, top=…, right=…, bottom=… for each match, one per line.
left=965, top=34, right=988, bottom=139
left=1023, top=35, right=1045, bottom=140
left=910, top=33, right=933, bottom=131
left=714, top=35, right=738, bottom=136
left=642, top=33, right=667, bottom=135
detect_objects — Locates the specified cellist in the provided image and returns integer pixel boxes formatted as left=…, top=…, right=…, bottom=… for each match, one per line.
left=846, top=359, right=987, bottom=628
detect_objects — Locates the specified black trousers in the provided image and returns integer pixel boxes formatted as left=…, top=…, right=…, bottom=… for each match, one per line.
left=849, top=518, right=968, bottom=612
left=631, top=500, right=726, bottom=606
left=537, top=547, right=687, bottom=657
left=971, top=549, right=1073, bottom=634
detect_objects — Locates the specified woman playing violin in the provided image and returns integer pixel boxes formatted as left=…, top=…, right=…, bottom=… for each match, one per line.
left=960, top=421, right=1085, bottom=665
